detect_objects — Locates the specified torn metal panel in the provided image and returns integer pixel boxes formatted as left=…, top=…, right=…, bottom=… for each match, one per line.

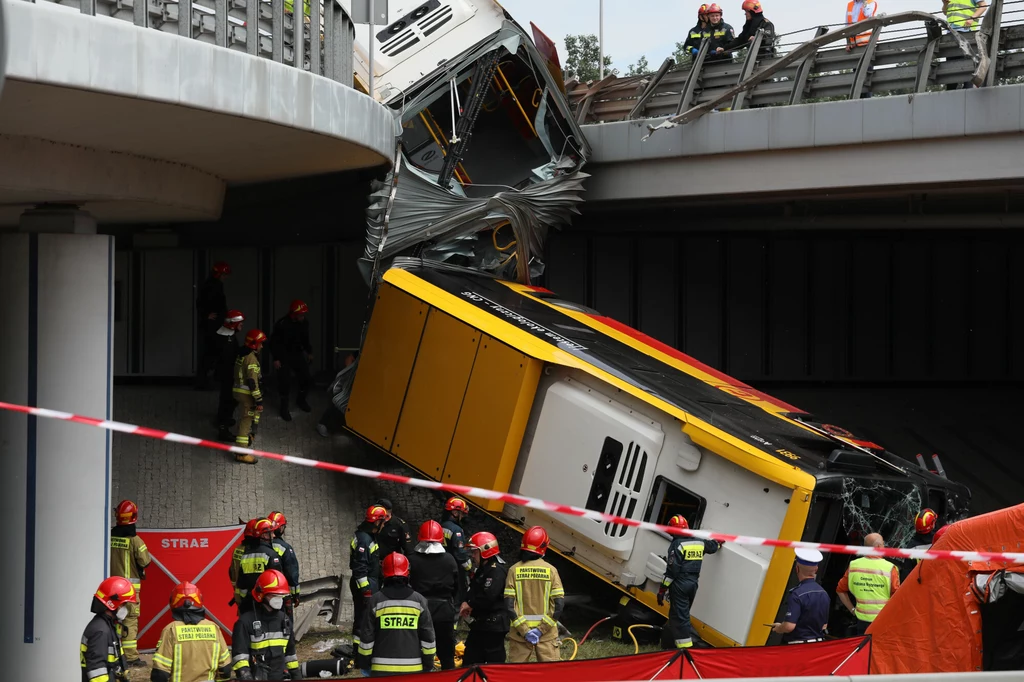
left=361, top=16, right=590, bottom=286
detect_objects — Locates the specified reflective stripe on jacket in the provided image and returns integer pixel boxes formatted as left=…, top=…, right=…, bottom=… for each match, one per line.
left=356, top=586, right=436, bottom=674
left=503, top=558, right=564, bottom=642
left=151, top=618, right=230, bottom=682
left=848, top=556, right=895, bottom=622
left=233, top=350, right=262, bottom=400
left=846, top=1, right=878, bottom=46
left=946, top=0, right=981, bottom=30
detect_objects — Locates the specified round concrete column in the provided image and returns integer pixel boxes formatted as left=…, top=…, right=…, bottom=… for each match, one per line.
left=0, top=208, right=114, bottom=680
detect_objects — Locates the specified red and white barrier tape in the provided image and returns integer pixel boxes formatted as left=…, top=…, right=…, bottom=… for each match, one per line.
left=1, top=400, right=1018, bottom=564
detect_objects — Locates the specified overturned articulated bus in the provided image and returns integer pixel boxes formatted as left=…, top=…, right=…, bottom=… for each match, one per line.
left=344, top=264, right=970, bottom=648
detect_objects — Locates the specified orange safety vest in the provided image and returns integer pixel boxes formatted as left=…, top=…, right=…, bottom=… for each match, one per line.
left=846, top=0, right=878, bottom=47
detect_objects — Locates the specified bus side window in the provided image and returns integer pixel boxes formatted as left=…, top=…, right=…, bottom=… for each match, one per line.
left=644, top=476, right=706, bottom=531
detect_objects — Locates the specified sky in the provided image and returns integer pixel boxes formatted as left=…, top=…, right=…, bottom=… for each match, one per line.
left=496, top=0, right=940, bottom=72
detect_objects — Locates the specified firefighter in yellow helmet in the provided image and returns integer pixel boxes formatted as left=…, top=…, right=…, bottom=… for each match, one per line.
left=151, top=582, right=231, bottom=682
left=109, top=500, right=151, bottom=668
left=503, top=526, right=565, bottom=662
left=233, top=329, right=267, bottom=463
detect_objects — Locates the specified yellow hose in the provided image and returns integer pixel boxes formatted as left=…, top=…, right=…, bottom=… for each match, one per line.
left=627, top=624, right=656, bottom=655
left=562, top=637, right=579, bottom=660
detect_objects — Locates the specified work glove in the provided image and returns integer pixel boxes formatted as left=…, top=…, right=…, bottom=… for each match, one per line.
left=362, top=589, right=373, bottom=599
left=525, top=628, right=542, bottom=645
left=236, top=667, right=254, bottom=680
left=657, top=586, right=668, bottom=606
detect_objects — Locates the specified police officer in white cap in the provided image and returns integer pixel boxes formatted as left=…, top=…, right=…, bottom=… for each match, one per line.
left=771, top=548, right=830, bottom=644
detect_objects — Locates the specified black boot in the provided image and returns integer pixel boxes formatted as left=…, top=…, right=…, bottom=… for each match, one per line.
left=296, top=394, right=311, bottom=412
left=279, top=396, right=292, bottom=422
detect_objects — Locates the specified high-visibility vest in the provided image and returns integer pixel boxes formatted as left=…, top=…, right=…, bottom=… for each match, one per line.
left=946, top=0, right=980, bottom=31
left=846, top=1, right=878, bottom=47
left=848, top=556, right=895, bottom=622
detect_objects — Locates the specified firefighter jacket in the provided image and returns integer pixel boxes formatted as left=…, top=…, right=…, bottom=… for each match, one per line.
left=196, top=276, right=226, bottom=321
left=110, top=524, right=151, bottom=592
left=682, top=23, right=708, bottom=55
left=233, top=349, right=263, bottom=403
left=272, top=537, right=301, bottom=597
left=503, top=556, right=565, bottom=642
left=356, top=582, right=436, bottom=675
left=350, top=523, right=381, bottom=594
left=229, top=540, right=283, bottom=607
left=151, top=611, right=231, bottom=682
left=230, top=604, right=298, bottom=679
left=662, top=537, right=721, bottom=586
left=724, top=13, right=776, bottom=56
left=269, top=316, right=312, bottom=360
left=705, top=21, right=735, bottom=54
left=441, top=516, right=472, bottom=575
left=379, top=516, right=412, bottom=557
left=467, top=556, right=509, bottom=633
left=408, top=546, right=462, bottom=622
left=80, top=613, right=126, bottom=682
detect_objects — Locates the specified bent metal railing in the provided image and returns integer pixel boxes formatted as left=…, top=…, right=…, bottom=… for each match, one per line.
left=568, top=1, right=1024, bottom=130
left=19, top=0, right=354, bottom=85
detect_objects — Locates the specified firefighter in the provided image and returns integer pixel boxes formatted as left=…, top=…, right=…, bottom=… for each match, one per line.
left=441, top=497, right=472, bottom=592
left=682, top=4, right=710, bottom=58
left=151, top=582, right=231, bottom=682
left=900, top=508, right=939, bottom=580
left=657, top=515, right=722, bottom=649
left=771, top=548, right=830, bottom=643
left=356, top=553, right=437, bottom=676
left=836, top=533, right=900, bottom=635
left=109, top=499, right=151, bottom=668
left=408, top=520, right=461, bottom=670
left=460, top=532, right=509, bottom=665
left=503, top=526, right=565, bottom=663
left=229, top=518, right=284, bottom=616
left=351, top=505, right=388, bottom=638
left=722, top=0, right=777, bottom=58
left=267, top=511, right=301, bottom=609
left=81, top=576, right=137, bottom=682
left=216, top=309, right=245, bottom=442
left=269, top=299, right=313, bottom=422
left=232, top=329, right=267, bottom=463
left=231, top=569, right=300, bottom=680
left=705, top=4, right=736, bottom=61
left=376, top=498, right=412, bottom=557
left=195, top=261, right=230, bottom=390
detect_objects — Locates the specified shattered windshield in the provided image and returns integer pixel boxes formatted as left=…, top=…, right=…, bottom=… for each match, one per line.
left=839, top=477, right=923, bottom=549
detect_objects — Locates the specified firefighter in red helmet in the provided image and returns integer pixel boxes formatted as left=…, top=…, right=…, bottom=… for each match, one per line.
left=109, top=500, right=150, bottom=668
left=722, top=0, right=777, bottom=58
left=441, top=497, right=472, bottom=593
left=408, top=520, right=461, bottom=670
left=216, top=309, right=246, bottom=442
left=228, top=519, right=284, bottom=616
left=351, top=505, right=388, bottom=641
left=232, top=329, right=267, bottom=462
left=682, top=4, right=711, bottom=58
left=231, top=569, right=299, bottom=679
left=269, top=299, right=313, bottom=422
left=461, top=532, right=509, bottom=665
left=80, top=576, right=138, bottom=682
left=705, top=3, right=737, bottom=61
left=151, top=582, right=231, bottom=682
left=658, top=515, right=722, bottom=650
left=503, top=526, right=565, bottom=662
left=195, top=261, right=231, bottom=390
left=356, top=553, right=437, bottom=676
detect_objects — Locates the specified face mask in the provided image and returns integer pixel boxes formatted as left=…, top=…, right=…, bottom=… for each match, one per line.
left=116, top=605, right=129, bottom=622
left=268, top=596, right=284, bottom=610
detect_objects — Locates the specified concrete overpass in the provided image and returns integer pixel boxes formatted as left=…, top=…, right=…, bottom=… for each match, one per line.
left=0, top=0, right=394, bottom=677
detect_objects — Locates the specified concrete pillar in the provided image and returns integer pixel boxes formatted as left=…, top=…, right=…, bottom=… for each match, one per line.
left=0, top=208, right=114, bottom=681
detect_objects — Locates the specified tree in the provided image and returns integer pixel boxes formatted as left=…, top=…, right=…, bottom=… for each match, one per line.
left=563, top=34, right=616, bottom=82
left=672, top=41, right=692, bottom=68
left=626, top=55, right=650, bottom=77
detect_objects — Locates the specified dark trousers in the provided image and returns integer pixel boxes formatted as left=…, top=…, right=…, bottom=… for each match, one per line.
left=462, top=630, right=507, bottom=665
left=851, top=618, right=871, bottom=636
left=217, top=376, right=236, bottom=426
left=277, top=353, right=311, bottom=404
left=433, top=619, right=455, bottom=670
left=662, top=576, right=698, bottom=650
left=350, top=577, right=375, bottom=635
left=195, top=320, right=220, bottom=385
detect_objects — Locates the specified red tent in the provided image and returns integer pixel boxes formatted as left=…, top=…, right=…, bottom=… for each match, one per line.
left=869, top=504, right=1024, bottom=673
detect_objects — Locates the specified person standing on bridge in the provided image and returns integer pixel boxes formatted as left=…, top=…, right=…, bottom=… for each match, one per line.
left=722, top=1, right=777, bottom=58
left=705, top=4, right=736, bottom=61
left=845, top=0, right=878, bottom=51
left=109, top=499, right=151, bottom=668
left=657, top=515, right=722, bottom=649
left=682, top=4, right=711, bottom=58
left=269, top=299, right=313, bottom=422
left=944, top=0, right=988, bottom=32
left=836, top=532, right=901, bottom=635
left=771, top=548, right=830, bottom=643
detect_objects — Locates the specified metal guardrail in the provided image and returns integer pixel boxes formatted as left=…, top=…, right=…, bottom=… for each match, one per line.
left=21, top=0, right=355, bottom=85
left=568, top=3, right=1024, bottom=125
